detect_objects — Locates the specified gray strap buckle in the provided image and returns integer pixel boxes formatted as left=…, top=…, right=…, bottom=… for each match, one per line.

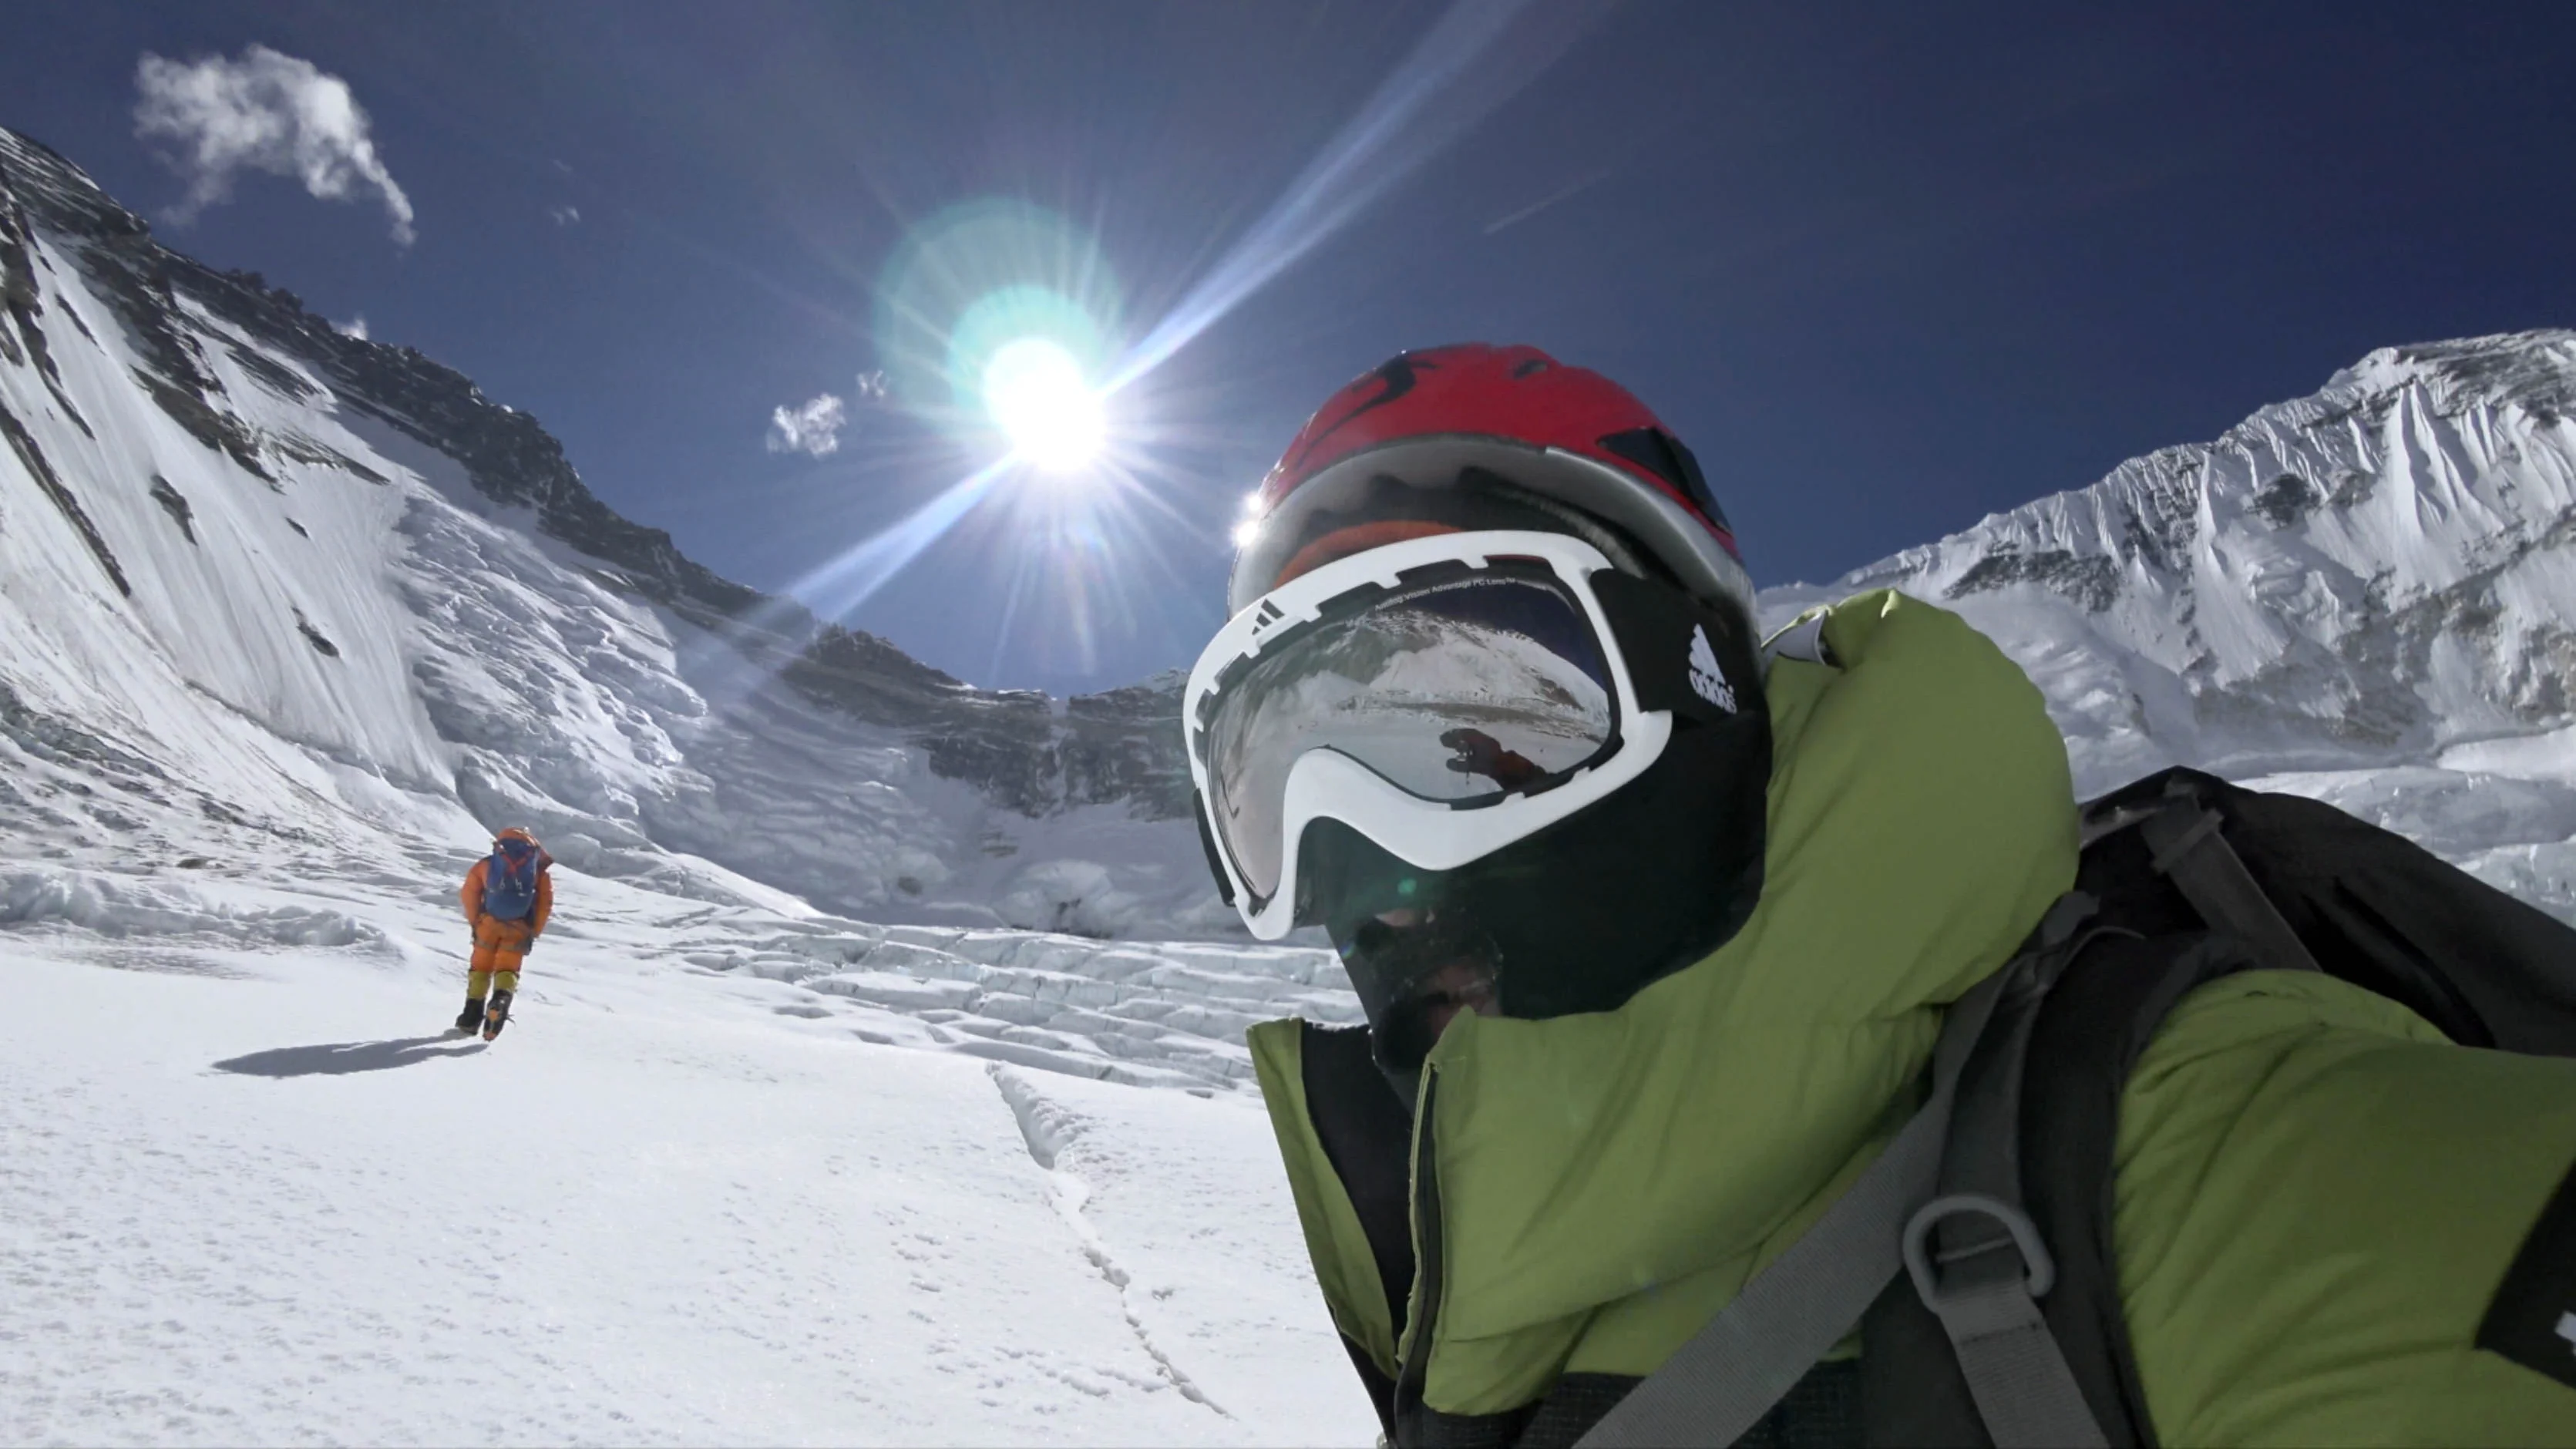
left=1902, top=1193, right=2055, bottom=1307
left=1903, top=1195, right=2108, bottom=1448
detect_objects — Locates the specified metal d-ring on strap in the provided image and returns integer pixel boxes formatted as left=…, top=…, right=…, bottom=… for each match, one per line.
left=1905, top=1195, right=2107, bottom=1448
left=1577, top=894, right=2114, bottom=1449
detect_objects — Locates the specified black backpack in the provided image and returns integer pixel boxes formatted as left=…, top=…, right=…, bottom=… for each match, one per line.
left=1577, top=767, right=2576, bottom=1448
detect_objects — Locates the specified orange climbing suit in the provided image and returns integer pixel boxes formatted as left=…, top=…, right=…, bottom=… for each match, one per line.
left=461, top=839, right=553, bottom=997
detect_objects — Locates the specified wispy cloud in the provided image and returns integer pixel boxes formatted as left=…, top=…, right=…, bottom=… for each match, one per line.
left=853, top=369, right=888, bottom=402
left=133, top=44, right=416, bottom=246
left=335, top=314, right=368, bottom=340
left=767, top=393, right=848, bottom=458
left=549, top=205, right=580, bottom=227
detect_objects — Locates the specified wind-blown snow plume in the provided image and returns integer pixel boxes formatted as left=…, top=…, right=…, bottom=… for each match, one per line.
left=133, top=44, right=417, bottom=246
left=766, top=392, right=847, bottom=457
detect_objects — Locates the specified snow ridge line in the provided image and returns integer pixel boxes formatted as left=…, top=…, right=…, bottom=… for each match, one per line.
left=987, top=1064, right=1230, bottom=1418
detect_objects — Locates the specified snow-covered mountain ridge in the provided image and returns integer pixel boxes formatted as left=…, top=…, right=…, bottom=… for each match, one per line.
left=1763, top=327, right=2576, bottom=913
left=12, top=112, right=2576, bottom=941
left=0, top=126, right=1209, bottom=940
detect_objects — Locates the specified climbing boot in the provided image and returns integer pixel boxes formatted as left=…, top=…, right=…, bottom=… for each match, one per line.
left=482, top=988, right=514, bottom=1041
left=455, top=996, right=486, bottom=1034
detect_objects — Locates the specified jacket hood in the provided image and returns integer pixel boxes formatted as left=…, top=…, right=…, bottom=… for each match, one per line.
left=1255, top=590, right=2080, bottom=1417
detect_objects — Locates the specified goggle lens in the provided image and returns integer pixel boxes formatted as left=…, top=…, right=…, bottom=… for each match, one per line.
left=1202, top=564, right=1617, bottom=903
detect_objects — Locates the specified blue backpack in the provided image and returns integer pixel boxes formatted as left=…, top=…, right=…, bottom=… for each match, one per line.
left=482, top=844, right=543, bottom=921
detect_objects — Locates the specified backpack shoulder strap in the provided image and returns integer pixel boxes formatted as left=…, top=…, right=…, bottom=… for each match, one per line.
left=1576, top=895, right=2099, bottom=1448
left=1861, top=924, right=2260, bottom=1448
left=2130, top=798, right=2322, bottom=976
left=1883, top=914, right=2116, bottom=1449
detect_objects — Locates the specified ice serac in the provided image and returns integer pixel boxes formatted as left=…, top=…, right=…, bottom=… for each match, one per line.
left=1762, top=329, right=2576, bottom=915
left=0, top=126, right=1212, bottom=939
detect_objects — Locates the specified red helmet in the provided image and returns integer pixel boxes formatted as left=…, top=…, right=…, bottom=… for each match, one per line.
left=1229, top=344, right=1752, bottom=622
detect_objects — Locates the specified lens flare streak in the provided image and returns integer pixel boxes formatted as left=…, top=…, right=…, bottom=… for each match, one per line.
left=1109, top=0, right=1603, bottom=390
left=769, top=0, right=1606, bottom=684
left=782, top=457, right=1013, bottom=622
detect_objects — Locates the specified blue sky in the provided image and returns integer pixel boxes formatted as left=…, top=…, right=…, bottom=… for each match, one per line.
left=8, top=2, right=2575, bottom=694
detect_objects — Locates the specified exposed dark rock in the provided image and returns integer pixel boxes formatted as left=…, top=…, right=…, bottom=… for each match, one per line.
left=0, top=200, right=37, bottom=370
left=1061, top=674, right=1192, bottom=818
left=1947, top=548, right=2121, bottom=613
left=130, top=367, right=271, bottom=485
left=0, top=678, right=163, bottom=782
left=2329, top=469, right=2376, bottom=509
left=2118, top=464, right=2201, bottom=573
left=286, top=517, right=309, bottom=538
left=0, top=132, right=268, bottom=482
left=148, top=472, right=195, bottom=543
left=267, top=430, right=386, bottom=482
left=0, top=395, right=128, bottom=596
left=224, top=340, right=318, bottom=403
left=2253, top=472, right=2319, bottom=528
left=2398, top=337, right=2576, bottom=422
left=294, top=613, right=341, bottom=658
left=1, top=197, right=92, bottom=438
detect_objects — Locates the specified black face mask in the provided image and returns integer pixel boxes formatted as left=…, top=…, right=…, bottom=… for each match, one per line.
left=1301, top=616, right=1771, bottom=1078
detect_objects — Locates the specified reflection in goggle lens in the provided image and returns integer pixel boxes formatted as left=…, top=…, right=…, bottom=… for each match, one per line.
left=1206, top=568, right=1616, bottom=903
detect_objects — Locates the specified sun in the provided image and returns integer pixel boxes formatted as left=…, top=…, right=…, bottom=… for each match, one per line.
left=983, top=337, right=1105, bottom=472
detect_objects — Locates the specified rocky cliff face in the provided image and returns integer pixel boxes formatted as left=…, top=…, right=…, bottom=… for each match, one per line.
left=0, top=126, right=1208, bottom=938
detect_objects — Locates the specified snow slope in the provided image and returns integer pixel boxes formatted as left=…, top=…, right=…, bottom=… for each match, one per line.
left=0, top=126, right=1217, bottom=943
left=1, top=128, right=1374, bottom=1444
left=0, top=869, right=1370, bottom=1446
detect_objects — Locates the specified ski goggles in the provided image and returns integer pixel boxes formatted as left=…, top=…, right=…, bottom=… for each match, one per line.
left=1185, top=530, right=1753, bottom=940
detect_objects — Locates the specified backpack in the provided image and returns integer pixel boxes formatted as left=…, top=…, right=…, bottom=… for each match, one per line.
left=481, top=846, right=543, bottom=922
left=1577, top=767, right=2576, bottom=1448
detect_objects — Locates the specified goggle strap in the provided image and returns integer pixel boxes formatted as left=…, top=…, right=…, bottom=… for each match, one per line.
left=1590, top=571, right=1760, bottom=726
left=1192, top=788, right=1238, bottom=908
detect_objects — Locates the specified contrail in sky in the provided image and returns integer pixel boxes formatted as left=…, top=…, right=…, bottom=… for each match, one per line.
left=1483, top=167, right=1614, bottom=236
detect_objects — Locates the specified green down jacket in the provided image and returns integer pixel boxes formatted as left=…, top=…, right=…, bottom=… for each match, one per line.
left=1249, top=589, right=2576, bottom=1445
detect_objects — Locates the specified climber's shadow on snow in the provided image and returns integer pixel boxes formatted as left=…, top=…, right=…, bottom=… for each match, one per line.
left=213, top=1035, right=486, bottom=1078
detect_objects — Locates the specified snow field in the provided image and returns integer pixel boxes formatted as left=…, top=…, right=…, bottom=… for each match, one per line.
left=0, top=866, right=1374, bottom=1447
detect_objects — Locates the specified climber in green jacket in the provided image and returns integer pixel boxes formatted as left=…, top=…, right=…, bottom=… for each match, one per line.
left=1183, top=344, right=2576, bottom=1447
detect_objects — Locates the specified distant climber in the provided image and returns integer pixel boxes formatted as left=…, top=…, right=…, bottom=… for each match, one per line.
left=456, top=826, right=552, bottom=1041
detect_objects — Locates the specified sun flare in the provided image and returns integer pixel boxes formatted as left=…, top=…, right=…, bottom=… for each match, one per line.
left=983, top=336, right=1105, bottom=472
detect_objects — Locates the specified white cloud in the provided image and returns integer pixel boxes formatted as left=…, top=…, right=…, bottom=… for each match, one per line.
left=133, top=44, right=416, bottom=246
left=335, top=314, right=368, bottom=340
left=766, top=393, right=848, bottom=458
left=549, top=205, right=580, bottom=227
left=854, top=369, right=889, bottom=402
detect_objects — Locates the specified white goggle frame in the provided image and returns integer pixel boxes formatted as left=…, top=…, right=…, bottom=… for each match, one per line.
left=1185, top=530, right=1675, bottom=940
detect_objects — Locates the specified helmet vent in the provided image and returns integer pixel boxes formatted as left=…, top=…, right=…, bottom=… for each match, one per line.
left=1599, top=428, right=1730, bottom=530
